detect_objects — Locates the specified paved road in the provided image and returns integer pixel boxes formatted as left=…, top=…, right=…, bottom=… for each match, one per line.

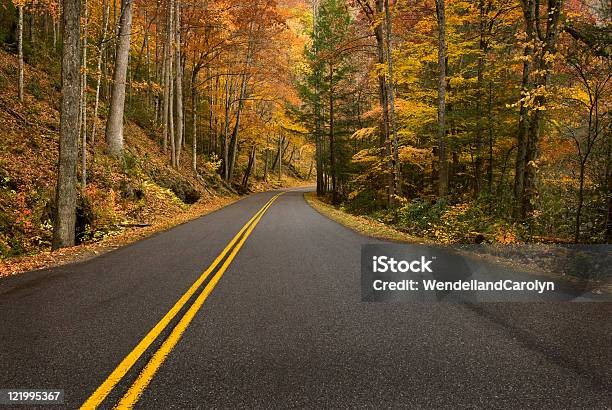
left=0, top=189, right=610, bottom=408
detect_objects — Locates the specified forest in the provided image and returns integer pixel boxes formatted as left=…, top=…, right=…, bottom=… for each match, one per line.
left=0, top=0, right=314, bottom=261
left=0, top=0, right=611, bottom=264
left=300, top=0, right=611, bottom=244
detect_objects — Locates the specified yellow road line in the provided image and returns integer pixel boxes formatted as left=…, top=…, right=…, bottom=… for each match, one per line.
left=81, top=193, right=283, bottom=409
left=116, top=193, right=283, bottom=408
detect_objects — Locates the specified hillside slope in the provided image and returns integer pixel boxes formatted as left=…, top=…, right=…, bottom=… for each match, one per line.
left=0, top=48, right=308, bottom=272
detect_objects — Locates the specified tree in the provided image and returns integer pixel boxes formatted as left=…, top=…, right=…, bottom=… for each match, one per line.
left=173, top=0, right=183, bottom=168
left=435, top=0, right=448, bottom=197
left=384, top=0, right=401, bottom=196
left=53, top=0, right=82, bottom=249
left=17, top=2, right=24, bottom=102
left=105, top=0, right=134, bottom=157
left=514, top=0, right=565, bottom=220
left=80, top=0, right=89, bottom=188
left=355, top=0, right=396, bottom=203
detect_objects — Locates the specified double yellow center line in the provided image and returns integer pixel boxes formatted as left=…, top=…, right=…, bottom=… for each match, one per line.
left=81, top=192, right=285, bottom=409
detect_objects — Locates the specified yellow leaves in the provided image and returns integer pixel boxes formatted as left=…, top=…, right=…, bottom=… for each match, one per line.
left=398, top=146, right=432, bottom=168
left=557, top=85, right=590, bottom=106
left=395, top=98, right=436, bottom=128
left=352, top=148, right=380, bottom=165
left=276, top=111, right=308, bottom=135
left=350, top=127, right=377, bottom=141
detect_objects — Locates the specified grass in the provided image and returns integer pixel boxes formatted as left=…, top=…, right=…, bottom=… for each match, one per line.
left=304, top=192, right=427, bottom=244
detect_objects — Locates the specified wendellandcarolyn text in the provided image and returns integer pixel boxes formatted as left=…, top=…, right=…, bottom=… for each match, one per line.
left=371, top=279, right=555, bottom=294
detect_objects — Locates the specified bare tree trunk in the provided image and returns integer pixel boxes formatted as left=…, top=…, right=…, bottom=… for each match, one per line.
left=606, top=164, right=612, bottom=242
left=144, top=8, right=152, bottom=107
left=91, top=0, right=110, bottom=150
left=80, top=0, right=89, bottom=188
left=307, top=159, right=314, bottom=180
left=384, top=0, right=401, bottom=197
left=17, top=6, right=24, bottom=102
left=169, top=53, right=175, bottom=167
left=191, top=65, right=199, bottom=172
left=277, top=134, right=282, bottom=181
left=272, top=137, right=280, bottom=171
left=242, top=145, right=256, bottom=190
left=374, top=0, right=393, bottom=203
left=263, top=135, right=269, bottom=181
left=52, top=14, right=57, bottom=51
left=287, top=146, right=296, bottom=169
left=513, top=1, right=534, bottom=218
left=606, top=125, right=612, bottom=243
left=435, top=0, right=448, bottom=197
left=474, top=0, right=486, bottom=194
left=207, top=65, right=214, bottom=155
left=222, top=76, right=230, bottom=180
left=487, top=80, right=494, bottom=193
left=575, top=161, right=586, bottom=242
left=228, top=31, right=254, bottom=181
left=105, top=0, right=134, bottom=157
left=227, top=69, right=249, bottom=181
left=174, top=0, right=183, bottom=167
left=53, top=0, right=82, bottom=249
left=162, top=6, right=171, bottom=155
left=330, top=65, right=338, bottom=204
left=312, top=0, right=324, bottom=196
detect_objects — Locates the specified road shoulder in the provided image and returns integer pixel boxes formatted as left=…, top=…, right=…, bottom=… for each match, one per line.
left=304, top=192, right=611, bottom=295
left=0, top=195, right=241, bottom=277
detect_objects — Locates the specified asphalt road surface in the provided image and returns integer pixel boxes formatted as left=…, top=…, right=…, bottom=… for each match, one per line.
left=1, top=189, right=610, bottom=408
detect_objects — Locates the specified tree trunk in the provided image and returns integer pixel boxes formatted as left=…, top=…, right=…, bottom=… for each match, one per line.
left=272, top=135, right=283, bottom=171
left=263, top=135, right=270, bottom=181
left=242, top=145, right=256, bottom=190
left=287, top=146, right=296, bottom=168
left=521, top=0, right=564, bottom=219
left=277, top=134, right=282, bottom=181
left=606, top=165, right=612, bottom=242
left=312, top=0, right=324, bottom=196
left=384, top=0, right=401, bottom=197
left=329, top=65, right=338, bottom=204
left=53, top=0, right=82, bottom=249
left=105, top=0, right=134, bottom=157
left=374, top=0, right=394, bottom=203
left=435, top=0, right=448, bottom=197
left=53, top=14, right=57, bottom=51
left=191, top=67, right=198, bottom=172
left=207, top=66, right=215, bottom=155
left=174, top=0, right=183, bottom=168
left=17, top=6, right=24, bottom=103
left=169, top=52, right=176, bottom=167
left=307, top=159, right=314, bottom=180
left=162, top=4, right=171, bottom=155
left=487, top=80, right=494, bottom=193
left=228, top=38, right=254, bottom=182
left=221, top=75, right=231, bottom=180
left=513, top=1, right=534, bottom=218
left=91, top=0, right=110, bottom=150
left=575, top=162, right=586, bottom=242
left=606, top=128, right=612, bottom=243
left=474, top=0, right=486, bottom=194
left=80, top=0, right=89, bottom=189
